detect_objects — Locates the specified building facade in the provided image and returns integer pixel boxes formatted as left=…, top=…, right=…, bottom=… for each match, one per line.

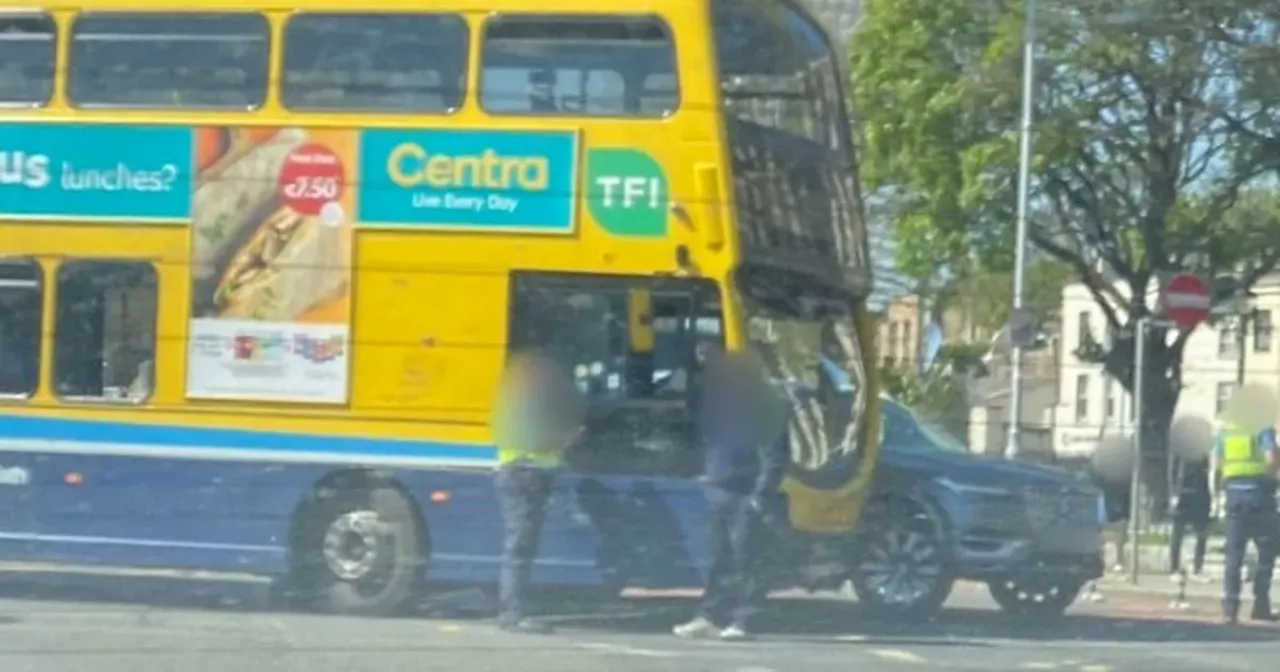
left=1052, top=276, right=1280, bottom=460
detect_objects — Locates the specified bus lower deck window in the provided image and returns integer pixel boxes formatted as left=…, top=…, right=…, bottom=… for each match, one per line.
left=0, top=12, right=55, bottom=107
left=53, top=261, right=158, bottom=403
left=281, top=13, right=467, bottom=113
left=480, top=15, right=679, bottom=117
left=0, top=259, right=42, bottom=398
left=68, top=12, right=269, bottom=109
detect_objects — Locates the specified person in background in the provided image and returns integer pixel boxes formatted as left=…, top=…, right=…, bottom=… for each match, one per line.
left=1169, top=454, right=1213, bottom=583
left=673, top=350, right=788, bottom=642
left=492, top=351, right=584, bottom=634
left=527, top=68, right=558, bottom=113
left=1212, top=410, right=1279, bottom=624
left=1090, top=459, right=1132, bottom=573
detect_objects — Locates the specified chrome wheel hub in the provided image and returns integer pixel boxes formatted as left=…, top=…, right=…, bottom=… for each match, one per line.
left=323, top=510, right=383, bottom=581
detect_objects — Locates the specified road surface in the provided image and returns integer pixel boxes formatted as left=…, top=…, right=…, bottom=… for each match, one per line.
left=0, top=578, right=1277, bottom=671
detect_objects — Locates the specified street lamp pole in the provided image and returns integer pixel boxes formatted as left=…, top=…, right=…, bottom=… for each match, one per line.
left=1128, top=317, right=1150, bottom=585
left=1005, top=0, right=1038, bottom=459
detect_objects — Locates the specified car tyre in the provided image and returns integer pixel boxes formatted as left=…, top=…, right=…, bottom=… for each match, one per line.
left=849, top=495, right=954, bottom=621
left=987, top=577, right=1082, bottom=621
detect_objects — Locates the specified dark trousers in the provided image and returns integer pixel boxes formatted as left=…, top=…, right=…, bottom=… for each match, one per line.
left=1222, top=484, right=1278, bottom=615
left=496, top=464, right=554, bottom=624
left=1169, top=509, right=1209, bottom=573
left=698, top=487, right=766, bottom=629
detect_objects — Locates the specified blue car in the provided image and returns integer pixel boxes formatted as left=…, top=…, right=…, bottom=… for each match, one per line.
left=848, top=397, right=1106, bottom=620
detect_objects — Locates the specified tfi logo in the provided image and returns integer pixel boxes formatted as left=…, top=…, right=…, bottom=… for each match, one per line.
left=0, top=466, right=31, bottom=486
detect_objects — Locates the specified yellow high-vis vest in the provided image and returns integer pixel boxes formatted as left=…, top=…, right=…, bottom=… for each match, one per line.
left=1220, top=422, right=1271, bottom=480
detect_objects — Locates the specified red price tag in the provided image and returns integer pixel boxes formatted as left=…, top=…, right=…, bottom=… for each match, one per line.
left=278, top=143, right=345, bottom=217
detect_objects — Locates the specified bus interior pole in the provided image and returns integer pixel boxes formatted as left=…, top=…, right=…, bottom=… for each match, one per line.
left=1129, top=317, right=1147, bottom=585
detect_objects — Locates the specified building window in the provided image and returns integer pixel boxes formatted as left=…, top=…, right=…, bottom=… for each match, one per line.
left=1217, top=381, right=1237, bottom=415
left=1254, top=310, right=1273, bottom=353
left=1219, top=323, right=1239, bottom=359
left=1074, top=374, right=1089, bottom=423
left=0, top=258, right=42, bottom=397
left=1076, top=311, right=1091, bottom=348
left=53, top=261, right=158, bottom=402
left=886, top=321, right=899, bottom=364
left=1104, top=380, right=1115, bottom=420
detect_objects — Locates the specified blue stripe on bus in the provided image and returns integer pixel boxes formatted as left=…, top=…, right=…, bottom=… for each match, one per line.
left=0, top=414, right=497, bottom=462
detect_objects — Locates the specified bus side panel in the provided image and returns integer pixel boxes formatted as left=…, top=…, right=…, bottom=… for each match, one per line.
left=401, top=469, right=610, bottom=586
left=18, top=452, right=324, bottom=573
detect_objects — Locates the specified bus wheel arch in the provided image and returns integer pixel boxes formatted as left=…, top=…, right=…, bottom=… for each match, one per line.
left=285, top=468, right=430, bottom=616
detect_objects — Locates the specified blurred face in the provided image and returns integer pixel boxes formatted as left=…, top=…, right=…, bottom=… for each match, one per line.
left=528, top=71, right=555, bottom=105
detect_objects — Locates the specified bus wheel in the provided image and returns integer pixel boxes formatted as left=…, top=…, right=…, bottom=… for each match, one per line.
left=295, top=487, right=424, bottom=617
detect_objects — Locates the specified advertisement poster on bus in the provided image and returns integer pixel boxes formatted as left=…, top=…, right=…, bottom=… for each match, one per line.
left=0, top=123, right=192, bottom=221
left=358, top=128, right=578, bottom=232
left=185, top=127, right=355, bottom=403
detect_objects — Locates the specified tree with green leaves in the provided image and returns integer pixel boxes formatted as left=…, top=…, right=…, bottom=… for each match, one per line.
left=850, top=0, right=1280, bottom=500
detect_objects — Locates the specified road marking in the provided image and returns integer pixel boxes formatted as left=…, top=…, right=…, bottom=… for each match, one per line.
left=1079, top=666, right=1111, bottom=672
left=1019, top=664, right=1057, bottom=670
left=574, top=642, right=678, bottom=658
left=834, top=634, right=868, bottom=642
left=438, top=624, right=463, bottom=633
left=870, top=649, right=927, bottom=664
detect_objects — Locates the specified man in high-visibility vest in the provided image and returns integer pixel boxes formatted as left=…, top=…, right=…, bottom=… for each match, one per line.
left=1211, top=412, right=1280, bottom=624
left=492, top=351, right=583, bottom=634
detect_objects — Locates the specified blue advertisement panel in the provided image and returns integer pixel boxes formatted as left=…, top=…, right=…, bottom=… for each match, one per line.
left=0, top=124, right=193, bottom=221
left=358, top=129, right=578, bottom=232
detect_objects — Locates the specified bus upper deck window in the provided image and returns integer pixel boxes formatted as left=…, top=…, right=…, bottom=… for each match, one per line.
left=282, top=13, right=468, bottom=113
left=480, top=15, right=678, bottom=117
left=68, top=12, right=269, bottom=109
left=0, top=12, right=55, bottom=107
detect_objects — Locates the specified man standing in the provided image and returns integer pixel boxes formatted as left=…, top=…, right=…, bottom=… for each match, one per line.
left=1212, top=414, right=1279, bottom=624
left=673, top=351, right=788, bottom=641
left=492, top=351, right=583, bottom=634
left=1169, top=454, right=1212, bottom=582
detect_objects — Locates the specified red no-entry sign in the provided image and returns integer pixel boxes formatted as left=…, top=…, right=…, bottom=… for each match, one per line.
left=1160, top=273, right=1212, bottom=331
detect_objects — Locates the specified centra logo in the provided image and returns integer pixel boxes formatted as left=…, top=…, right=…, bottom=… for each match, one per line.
left=386, top=144, right=549, bottom=191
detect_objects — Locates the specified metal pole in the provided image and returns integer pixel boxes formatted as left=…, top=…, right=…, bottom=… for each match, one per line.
left=1129, top=318, right=1147, bottom=585
left=1005, top=0, right=1037, bottom=459
left=1236, top=309, right=1249, bottom=385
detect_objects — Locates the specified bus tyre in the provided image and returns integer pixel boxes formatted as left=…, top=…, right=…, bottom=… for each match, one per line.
left=987, top=577, right=1082, bottom=621
left=296, top=487, right=423, bottom=617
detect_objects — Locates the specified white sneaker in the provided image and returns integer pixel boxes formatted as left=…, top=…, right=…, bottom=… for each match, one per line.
left=719, top=625, right=752, bottom=641
left=673, top=617, right=719, bottom=639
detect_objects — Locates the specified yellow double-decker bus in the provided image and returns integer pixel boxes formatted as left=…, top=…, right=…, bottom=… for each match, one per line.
left=0, top=0, right=877, bottom=615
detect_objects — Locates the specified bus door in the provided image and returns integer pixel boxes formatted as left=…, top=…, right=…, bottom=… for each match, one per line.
left=508, top=273, right=721, bottom=588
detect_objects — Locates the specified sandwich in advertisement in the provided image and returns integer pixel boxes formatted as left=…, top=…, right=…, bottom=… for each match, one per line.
left=212, top=206, right=347, bottom=322
left=191, top=127, right=309, bottom=282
